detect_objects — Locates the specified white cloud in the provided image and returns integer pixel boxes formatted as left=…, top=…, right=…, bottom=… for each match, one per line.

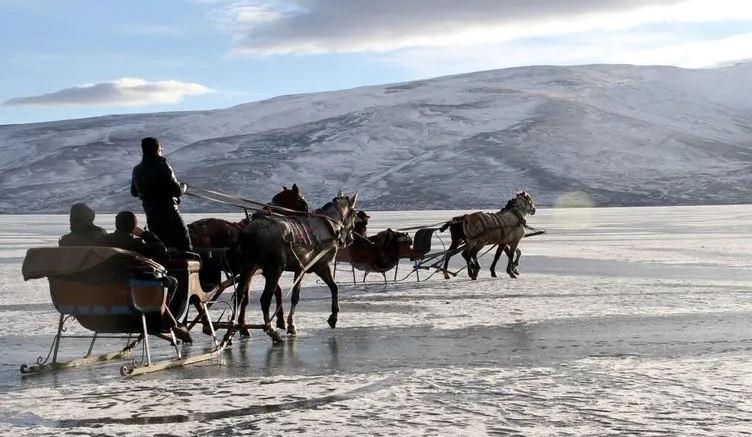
left=2, top=78, right=212, bottom=107
left=382, top=31, right=752, bottom=76
left=217, top=0, right=752, bottom=56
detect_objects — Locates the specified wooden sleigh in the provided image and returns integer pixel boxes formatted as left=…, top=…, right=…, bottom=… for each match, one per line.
left=333, top=228, right=442, bottom=284
left=20, top=246, right=226, bottom=377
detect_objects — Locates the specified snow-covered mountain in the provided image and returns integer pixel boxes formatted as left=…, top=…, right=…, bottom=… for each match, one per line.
left=2, top=63, right=752, bottom=214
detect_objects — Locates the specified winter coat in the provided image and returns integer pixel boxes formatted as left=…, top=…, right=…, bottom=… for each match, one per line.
left=96, top=229, right=168, bottom=260
left=130, top=155, right=187, bottom=215
left=58, top=203, right=107, bottom=246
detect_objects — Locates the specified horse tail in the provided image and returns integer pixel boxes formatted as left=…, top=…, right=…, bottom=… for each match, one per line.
left=439, top=215, right=466, bottom=233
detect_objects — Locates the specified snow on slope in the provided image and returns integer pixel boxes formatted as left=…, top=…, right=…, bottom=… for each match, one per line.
left=1, top=63, right=752, bottom=213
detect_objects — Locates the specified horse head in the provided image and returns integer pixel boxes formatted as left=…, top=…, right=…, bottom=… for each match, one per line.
left=270, top=183, right=309, bottom=213
left=318, top=191, right=359, bottom=246
left=515, top=190, right=536, bottom=216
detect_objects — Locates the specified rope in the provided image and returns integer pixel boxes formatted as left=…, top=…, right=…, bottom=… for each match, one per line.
left=184, top=184, right=347, bottom=227
left=184, top=185, right=290, bottom=216
left=393, top=221, right=448, bottom=232
left=183, top=188, right=259, bottom=211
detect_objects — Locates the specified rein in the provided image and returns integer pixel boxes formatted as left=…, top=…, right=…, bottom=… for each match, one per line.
left=394, top=221, right=449, bottom=232
left=185, top=184, right=348, bottom=228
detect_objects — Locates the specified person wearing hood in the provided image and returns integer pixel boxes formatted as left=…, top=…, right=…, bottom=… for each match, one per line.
left=130, top=137, right=193, bottom=252
left=59, top=202, right=108, bottom=246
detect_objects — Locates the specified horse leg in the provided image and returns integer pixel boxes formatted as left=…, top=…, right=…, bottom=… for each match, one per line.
left=274, top=284, right=286, bottom=330
left=512, top=247, right=522, bottom=276
left=286, top=271, right=304, bottom=336
left=471, top=248, right=481, bottom=280
left=443, top=229, right=461, bottom=279
left=316, top=266, right=340, bottom=329
left=490, top=245, right=506, bottom=278
left=462, top=246, right=479, bottom=280
left=461, top=248, right=473, bottom=280
left=259, top=267, right=285, bottom=343
left=235, top=268, right=255, bottom=338
left=506, top=241, right=521, bottom=279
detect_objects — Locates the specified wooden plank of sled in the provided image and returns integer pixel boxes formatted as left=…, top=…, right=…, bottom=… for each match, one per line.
left=120, top=349, right=222, bottom=377
left=20, top=344, right=139, bottom=375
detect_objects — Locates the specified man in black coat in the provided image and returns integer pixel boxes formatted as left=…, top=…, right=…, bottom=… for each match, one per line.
left=96, top=211, right=192, bottom=343
left=130, top=137, right=193, bottom=252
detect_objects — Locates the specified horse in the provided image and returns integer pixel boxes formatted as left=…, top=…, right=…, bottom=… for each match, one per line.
left=226, top=191, right=358, bottom=343
left=439, top=196, right=523, bottom=279
left=187, top=184, right=309, bottom=331
left=461, top=191, right=537, bottom=280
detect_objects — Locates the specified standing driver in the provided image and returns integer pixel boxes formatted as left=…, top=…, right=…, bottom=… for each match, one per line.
left=130, top=137, right=193, bottom=252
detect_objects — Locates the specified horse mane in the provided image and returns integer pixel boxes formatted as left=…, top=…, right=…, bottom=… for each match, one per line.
left=315, top=201, right=336, bottom=215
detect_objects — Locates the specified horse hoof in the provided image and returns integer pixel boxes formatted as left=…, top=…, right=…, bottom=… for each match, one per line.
left=491, top=272, right=497, bottom=278
left=277, top=319, right=287, bottom=330
left=287, top=325, right=298, bottom=336
left=269, top=330, right=284, bottom=343
left=240, top=328, right=252, bottom=338
left=327, top=316, right=337, bottom=329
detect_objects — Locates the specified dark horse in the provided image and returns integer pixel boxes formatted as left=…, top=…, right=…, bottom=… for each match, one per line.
left=226, top=191, right=358, bottom=343
left=439, top=194, right=532, bottom=279
left=187, top=184, right=309, bottom=331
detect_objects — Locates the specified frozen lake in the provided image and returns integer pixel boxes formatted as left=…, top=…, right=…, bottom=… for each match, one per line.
left=1, top=206, right=752, bottom=436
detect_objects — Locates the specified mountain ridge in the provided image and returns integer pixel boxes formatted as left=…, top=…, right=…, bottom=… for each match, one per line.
left=2, top=63, right=751, bottom=213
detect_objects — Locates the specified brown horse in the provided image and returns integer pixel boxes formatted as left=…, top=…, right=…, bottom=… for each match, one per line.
left=187, top=184, right=309, bottom=332
left=439, top=198, right=522, bottom=279
left=461, top=191, right=536, bottom=280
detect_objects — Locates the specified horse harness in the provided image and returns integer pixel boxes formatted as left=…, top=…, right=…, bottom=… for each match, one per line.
left=464, top=208, right=527, bottom=241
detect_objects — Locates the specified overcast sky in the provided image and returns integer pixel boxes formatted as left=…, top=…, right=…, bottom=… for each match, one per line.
left=2, top=0, right=751, bottom=124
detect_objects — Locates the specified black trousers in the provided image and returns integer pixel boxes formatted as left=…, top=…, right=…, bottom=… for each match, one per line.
left=145, top=209, right=193, bottom=252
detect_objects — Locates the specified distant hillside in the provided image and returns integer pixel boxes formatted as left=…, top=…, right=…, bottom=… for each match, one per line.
left=2, top=62, right=752, bottom=213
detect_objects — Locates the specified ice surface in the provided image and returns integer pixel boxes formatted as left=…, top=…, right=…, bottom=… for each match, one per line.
left=0, top=206, right=751, bottom=435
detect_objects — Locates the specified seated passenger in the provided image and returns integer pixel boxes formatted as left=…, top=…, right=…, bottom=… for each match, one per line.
left=353, top=210, right=370, bottom=242
left=97, top=211, right=168, bottom=260
left=59, top=203, right=108, bottom=246
left=96, top=211, right=192, bottom=343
